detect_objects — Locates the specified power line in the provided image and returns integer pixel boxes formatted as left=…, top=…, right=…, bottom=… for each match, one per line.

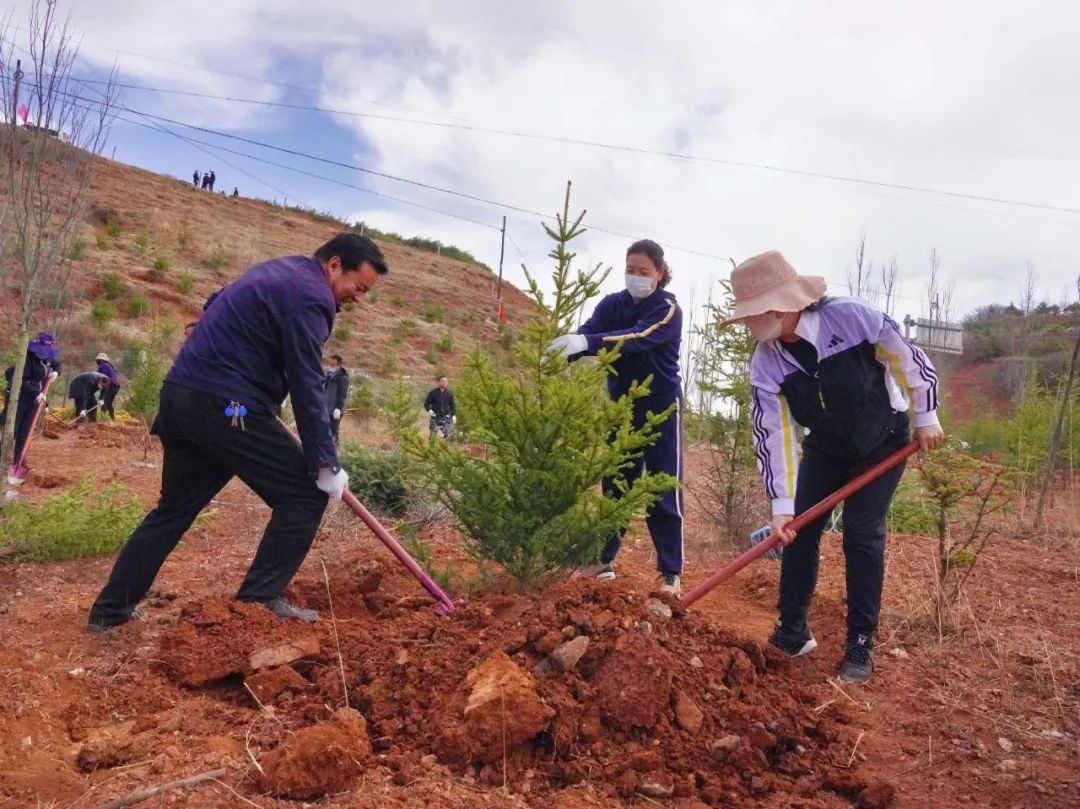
left=70, top=76, right=1080, bottom=217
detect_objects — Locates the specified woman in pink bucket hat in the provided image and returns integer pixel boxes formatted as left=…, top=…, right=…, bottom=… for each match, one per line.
left=723, top=251, right=943, bottom=683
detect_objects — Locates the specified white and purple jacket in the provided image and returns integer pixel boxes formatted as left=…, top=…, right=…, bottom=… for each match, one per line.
left=750, top=297, right=939, bottom=516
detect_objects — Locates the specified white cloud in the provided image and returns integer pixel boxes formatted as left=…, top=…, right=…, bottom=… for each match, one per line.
left=13, top=0, right=1080, bottom=318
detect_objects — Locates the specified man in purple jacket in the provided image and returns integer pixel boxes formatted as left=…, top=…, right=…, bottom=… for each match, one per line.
left=88, top=233, right=388, bottom=631
left=549, top=239, right=685, bottom=597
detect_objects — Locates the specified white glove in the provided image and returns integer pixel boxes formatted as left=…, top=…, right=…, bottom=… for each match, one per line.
left=35, top=392, right=46, bottom=404
left=452, top=415, right=457, bottom=424
left=48, top=371, right=58, bottom=381
left=332, top=408, right=341, bottom=420
left=547, top=333, right=588, bottom=358
left=79, top=410, right=88, bottom=418
left=316, top=467, right=349, bottom=500
left=428, top=410, right=436, bottom=417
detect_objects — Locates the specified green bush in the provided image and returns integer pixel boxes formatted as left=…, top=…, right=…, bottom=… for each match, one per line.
left=885, top=476, right=937, bottom=535
left=90, top=299, right=117, bottom=329
left=177, top=226, right=191, bottom=250
left=105, top=217, right=120, bottom=239
left=124, top=345, right=165, bottom=422
left=423, top=347, right=437, bottom=365
left=125, top=293, right=151, bottom=318
left=349, top=380, right=376, bottom=421
left=102, top=272, right=126, bottom=300
left=0, top=478, right=143, bottom=562
left=152, top=255, right=171, bottom=275
left=338, top=442, right=412, bottom=517
left=206, top=243, right=228, bottom=270
left=437, top=333, right=453, bottom=353
left=381, top=348, right=398, bottom=376
left=95, top=231, right=109, bottom=250
left=422, top=303, right=445, bottom=323
left=134, top=226, right=151, bottom=254
left=391, top=295, right=404, bottom=308
left=368, top=290, right=380, bottom=304
left=177, top=271, right=194, bottom=294
left=70, top=237, right=87, bottom=261
left=334, top=325, right=351, bottom=342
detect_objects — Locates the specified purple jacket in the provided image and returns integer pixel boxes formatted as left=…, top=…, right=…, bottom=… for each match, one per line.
left=96, top=359, right=119, bottom=385
left=167, top=255, right=338, bottom=473
left=575, top=288, right=683, bottom=402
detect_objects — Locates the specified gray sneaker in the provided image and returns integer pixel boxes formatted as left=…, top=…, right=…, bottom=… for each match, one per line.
left=837, top=635, right=873, bottom=683
left=264, top=597, right=319, bottom=623
left=579, top=562, right=616, bottom=581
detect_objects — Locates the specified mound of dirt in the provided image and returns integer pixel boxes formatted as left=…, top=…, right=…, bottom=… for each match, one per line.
left=258, top=707, right=371, bottom=799
left=159, top=600, right=320, bottom=686
left=159, top=577, right=883, bottom=806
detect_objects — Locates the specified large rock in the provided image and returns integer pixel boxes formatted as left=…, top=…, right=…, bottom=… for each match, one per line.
left=438, top=651, right=555, bottom=765
left=259, top=708, right=371, bottom=799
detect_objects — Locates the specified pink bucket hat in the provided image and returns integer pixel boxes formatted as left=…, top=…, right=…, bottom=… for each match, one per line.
left=720, top=251, right=827, bottom=327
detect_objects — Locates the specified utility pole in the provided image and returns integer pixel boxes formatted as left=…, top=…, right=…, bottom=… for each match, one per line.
left=11, top=58, right=23, bottom=125
left=496, top=215, right=506, bottom=319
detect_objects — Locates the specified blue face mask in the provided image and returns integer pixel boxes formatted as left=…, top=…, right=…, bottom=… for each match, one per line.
left=625, top=274, right=655, bottom=300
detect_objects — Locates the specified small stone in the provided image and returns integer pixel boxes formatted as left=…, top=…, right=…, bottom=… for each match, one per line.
left=997, top=737, right=1014, bottom=753
left=795, top=744, right=807, bottom=755
left=748, top=723, right=777, bottom=750
left=709, top=734, right=741, bottom=757
left=395, top=648, right=409, bottom=667
left=636, top=620, right=653, bottom=635
left=998, top=759, right=1018, bottom=773
left=637, top=781, right=674, bottom=798
left=673, top=690, right=704, bottom=734
left=248, top=635, right=320, bottom=671
left=644, top=598, right=673, bottom=624
left=420, top=753, right=438, bottom=768
left=593, top=609, right=616, bottom=629
left=68, top=667, right=86, bottom=677
left=560, top=625, right=577, bottom=640
left=689, top=656, right=704, bottom=668
left=549, top=635, right=590, bottom=673
left=888, top=647, right=909, bottom=659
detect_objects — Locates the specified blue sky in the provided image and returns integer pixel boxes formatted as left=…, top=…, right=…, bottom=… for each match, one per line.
left=9, top=0, right=1080, bottom=321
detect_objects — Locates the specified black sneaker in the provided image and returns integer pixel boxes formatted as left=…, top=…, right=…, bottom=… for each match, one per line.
left=264, top=597, right=319, bottom=623
left=768, top=621, right=818, bottom=657
left=838, top=634, right=873, bottom=683
left=658, top=573, right=681, bottom=598
left=87, top=604, right=146, bottom=634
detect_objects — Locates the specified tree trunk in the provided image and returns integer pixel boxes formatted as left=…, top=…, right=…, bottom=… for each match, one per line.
left=0, top=329, right=31, bottom=484
left=1034, top=311, right=1080, bottom=532
left=935, top=502, right=948, bottom=639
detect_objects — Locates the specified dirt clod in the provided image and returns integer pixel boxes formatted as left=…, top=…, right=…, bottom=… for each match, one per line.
left=248, top=635, right=320, bottom=671
left=244, top=665, right=309, bottom=703
left=548, top=635, right=589, bottom=673
left=75, top=738, right=133, bottom=773
left=594, top=632, right=673, bottom=731
left=673, top=689, right=704, bottom=734
left=259, top=707, right=371, bottom=799
left=856, top=781, right=897, bottom=809
left=644, top=598, right=673, bottom=623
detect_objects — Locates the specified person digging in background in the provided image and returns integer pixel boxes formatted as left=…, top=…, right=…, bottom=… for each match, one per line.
left=1, top=331, right=61, bottom=471
left=323, top=354, right=349, bottom=445
left=95, top=352, right=120, bottom=420
left=721, top=251, right=944, bottom=684
left=548, top=239, right=685, bottom=598
left=67, top=371, right=109, bottom=423
left=87, top=233, right=388, bottom=632
left=424, top=375, right=456, bottom=439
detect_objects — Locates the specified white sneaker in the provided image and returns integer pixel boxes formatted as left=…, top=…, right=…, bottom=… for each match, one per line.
left=658, top=573, right=681, bottom=598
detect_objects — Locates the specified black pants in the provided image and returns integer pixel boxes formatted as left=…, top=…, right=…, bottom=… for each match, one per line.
left=89, top=383, right=328, bottom=627
left=73, top=393, right=99, bottom=422
left=101, top=383, right=119, bottom=420
left=329, top=412, right=341, bottom=444
left=0, top=393, right=39, bottom=464
left=778, top=434, right=907, bottom=643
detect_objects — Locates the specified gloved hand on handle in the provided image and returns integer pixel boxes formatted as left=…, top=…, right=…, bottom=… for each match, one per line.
left=332, top=408, right=341, bottom=420
left=79, top=410, right=88, bottom=418
left=35, top=392, right=46, bottom=404
left=316, top=467, right=349, bottom=500
left=452, top=415, right=457, bottom=424
left=48, top=371, right=58, bottom=381
left=547, top=333, right=588, bottom=358
left=428, top=410, right=436, bottom=418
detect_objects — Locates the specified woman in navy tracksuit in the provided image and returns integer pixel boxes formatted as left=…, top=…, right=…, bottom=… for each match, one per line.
left=549, top=239, right=684, bottom=597
left=1, top=332, right=61, bottom=469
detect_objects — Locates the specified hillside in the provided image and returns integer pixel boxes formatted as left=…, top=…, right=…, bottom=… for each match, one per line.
left=2, top=154, right=535, bottom=389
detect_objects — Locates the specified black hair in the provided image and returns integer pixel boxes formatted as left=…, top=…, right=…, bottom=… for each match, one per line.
left=315, top=233, right=389, bottom=275
left=804, top=295, right=831, bottom=313
left=626, top=239, right=671, bottom=287
left=330, top=354, right=343, bottom=364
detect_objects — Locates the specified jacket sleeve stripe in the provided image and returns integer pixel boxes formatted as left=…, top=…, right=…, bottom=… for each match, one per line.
left=601, top=301, right=678, bottom=342
left=750, top=387, right=776, bottom=498
left=778, top=393, right=798, bottom=495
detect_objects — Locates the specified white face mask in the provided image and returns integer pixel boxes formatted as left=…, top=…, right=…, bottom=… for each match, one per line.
left=625, top=274, right=656, bottom=300
left=744, top=313, right=784, bottom=342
